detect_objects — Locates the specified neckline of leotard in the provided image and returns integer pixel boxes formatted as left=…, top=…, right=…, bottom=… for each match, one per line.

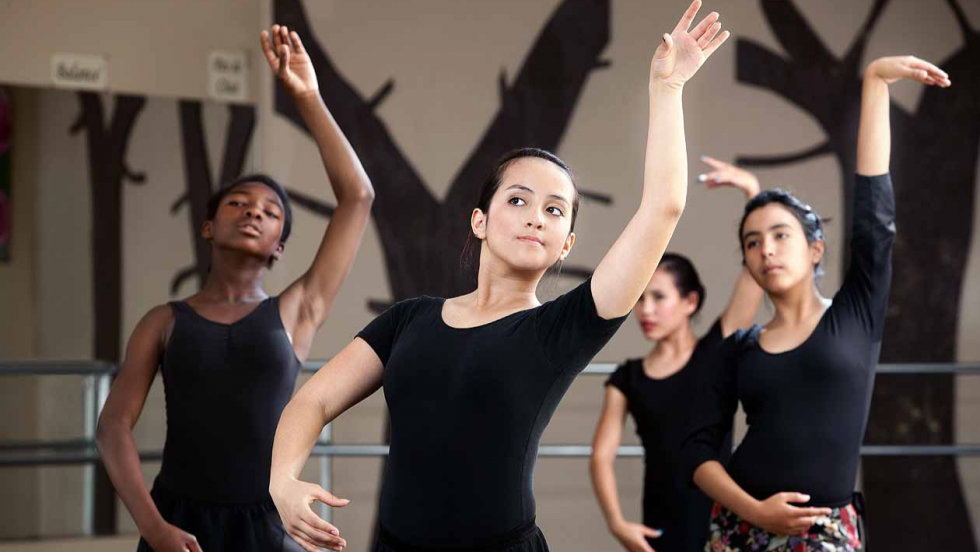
left=436, top=297, right=539, bottom=331
left=176, top=296, right=273, bottom=328
left=750, top=304, right=832, bottom=357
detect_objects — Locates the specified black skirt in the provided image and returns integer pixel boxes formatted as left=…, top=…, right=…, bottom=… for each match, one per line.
left=136, top=483, right=304, bottom=552
left=374, top=520, right=550, bottom=552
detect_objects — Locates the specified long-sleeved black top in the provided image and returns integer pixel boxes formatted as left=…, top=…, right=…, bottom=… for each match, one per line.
left=683, top=174, right=895, bottom=507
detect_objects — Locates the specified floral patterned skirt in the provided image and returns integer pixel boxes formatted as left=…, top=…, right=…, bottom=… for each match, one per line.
left=704, top=501, right=862, bottom=552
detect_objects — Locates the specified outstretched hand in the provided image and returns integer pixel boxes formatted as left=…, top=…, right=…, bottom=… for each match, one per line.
left=261, top=25, right=319, bottom=97
left=698, top=155, right=760, bottom=199
left=651, top=0, right=730, bottom=90
left=865, top=55, right=951, bottom=87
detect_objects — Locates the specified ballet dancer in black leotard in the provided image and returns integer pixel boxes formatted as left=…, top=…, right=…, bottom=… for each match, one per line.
left=267, top=3, right=730, bottom=551
left=97, top=25, right=375, bottom=552
left=684, top=54, right=951, bottom=552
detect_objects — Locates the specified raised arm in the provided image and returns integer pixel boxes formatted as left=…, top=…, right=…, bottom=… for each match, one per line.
left=698, top=156, right=764, bottom=337
left=858, top=56, right=949, bottom=175
left=97, top=307, right=203, bottom=552
left=592, top=0, right=729, bottom=319
left=269, top=338, right=383, bottom=552
left=591, top=387, right=661, bottom=552
left=263, top=25, right=375, bottom=358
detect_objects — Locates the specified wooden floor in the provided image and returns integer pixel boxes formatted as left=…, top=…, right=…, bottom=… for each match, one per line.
left=0, top=536, right=139, bottom=551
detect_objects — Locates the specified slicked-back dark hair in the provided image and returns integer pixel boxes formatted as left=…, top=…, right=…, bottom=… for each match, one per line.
left=738, top=188, right=829, bottom=276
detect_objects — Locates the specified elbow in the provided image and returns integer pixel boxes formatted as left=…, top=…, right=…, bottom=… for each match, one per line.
left=357, top=178, right=376, bottom=203
left=590, top=444, right=617, bottom=470
left=95, top=414, right=122, bottom=454
left=663, top=197, right=685, bottom=220
left=338, top=175, right=376, bottom=206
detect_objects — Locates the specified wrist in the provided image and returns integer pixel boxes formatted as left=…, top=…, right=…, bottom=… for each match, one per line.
left=738, top=499, right=763, bottom=525
left=139, top=515, right=169, bottom=539
left=649, top=79, right=685, bottom=96
left=291, top=89, right=322, bottom=103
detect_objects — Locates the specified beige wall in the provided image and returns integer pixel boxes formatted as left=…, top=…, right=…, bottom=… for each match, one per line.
left=1, top=0, right=979, bottom=548
left=0, top=0, right=261, bottom=101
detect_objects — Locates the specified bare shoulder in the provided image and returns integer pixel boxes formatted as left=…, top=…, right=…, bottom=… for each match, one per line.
left=132, top=303, right=176, bottom=351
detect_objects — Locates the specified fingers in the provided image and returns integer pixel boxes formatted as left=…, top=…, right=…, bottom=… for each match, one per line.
left=781, top=492, right=812, bottom=504
left=700, top=155, right=728, bottom=170
left=793, top=516, right=817, bottom=531
left=294, top=522, right=346, bottom=550
left=185, top=536, right=204, bottom=552
left=279, top=25, right=297, bottom=53
left=290, top=31, right=307, bottom=55
left=271, top=24, right=284, bottom=52
left=702, top=30, right=731, bottom=59
left=315, top=487, right=351, bottom=508
left=673, top=0, right=703, bottom=34
left=690, top=11, right=720, bottom=42
left=697, top=21, right=722, bottom=48
left=641, top=525, right=663, bottom=539
left=288, top=529, right=324, bottom=552
left=259, top=31, right=278, bottom=67
left=655, top=33, right=674, bottom=60
left=277, top=45, right=291, bottom=77
left=905, top=56, right=952, bottom=87
left=303, top=510, right=341, bottom=537
left=795, top=506, right=833, bottom=517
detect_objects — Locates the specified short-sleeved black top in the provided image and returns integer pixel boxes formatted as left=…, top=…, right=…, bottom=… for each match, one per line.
left=357, top=278, right=626, bottom=548
left=608, top=319, right=730, bottom=552
left=684, top=174, right=895, bottom=508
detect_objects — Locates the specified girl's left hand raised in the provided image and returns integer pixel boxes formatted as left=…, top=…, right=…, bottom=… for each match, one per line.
left=261, top=25, right=319, bottom=98
left=651, top=0, right=730, bottom=91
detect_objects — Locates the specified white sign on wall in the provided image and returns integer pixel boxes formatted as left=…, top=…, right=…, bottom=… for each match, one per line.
left=51, top=53, right=109, bottom=90
left=209, top=50, right=248, bottom=102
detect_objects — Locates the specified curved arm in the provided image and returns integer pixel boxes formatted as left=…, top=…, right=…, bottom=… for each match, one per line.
left=266, top=26, right=375, bottom=359
left=592, top=1, right=729, bottom=318
left=270, top=338, right=383, bottom=484
left=858, top=56, right=950, bottom=175
left=693, top=461, right=761, bottom=522
left=96, top=306, right=171, bottom=538
left=590, top=386, right=631, bottom=531
left=719, top=268, right=764, bottom=338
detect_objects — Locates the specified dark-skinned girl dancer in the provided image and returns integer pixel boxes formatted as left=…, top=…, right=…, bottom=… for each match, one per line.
left=97, top=25, right=374, bottom=552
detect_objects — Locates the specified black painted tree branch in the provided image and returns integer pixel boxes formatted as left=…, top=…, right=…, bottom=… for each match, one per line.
left=171, top=102, right=256, bottom=294
left=70, top=91, right=147, bottom=535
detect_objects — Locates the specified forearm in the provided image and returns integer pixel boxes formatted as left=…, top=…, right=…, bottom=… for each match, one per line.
left=642, top=83, right=688, bottom=216
left=856, top=72, right=891, bottom=176
left=292, top=92, right=374, bottom=204
left=693, top=461, right=760, bottom=522
left=720, top=268, right=765, bottom=337
left=590, top=454, right=628, bottom=529
left=96, top=420, right=165, bottom=534
left=270, top=391, right=329, bottom=486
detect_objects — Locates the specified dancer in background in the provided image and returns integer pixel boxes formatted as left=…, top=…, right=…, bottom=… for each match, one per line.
left=591, top=160, right=763, bottom=552
left=97, top=25, right=374, bottom=552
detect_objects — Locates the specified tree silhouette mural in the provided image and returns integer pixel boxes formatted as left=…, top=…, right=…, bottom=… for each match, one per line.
left=274, top=0, right=612, bottom=311
left=735, top=0, right=979, bottom=549
left=70, top=91, right=147, bottom=534
left=170, top=102, right=256, bottom=293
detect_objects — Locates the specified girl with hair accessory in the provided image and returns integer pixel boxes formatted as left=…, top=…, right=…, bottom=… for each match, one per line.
left=683, top=55, right=950, bottom=551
